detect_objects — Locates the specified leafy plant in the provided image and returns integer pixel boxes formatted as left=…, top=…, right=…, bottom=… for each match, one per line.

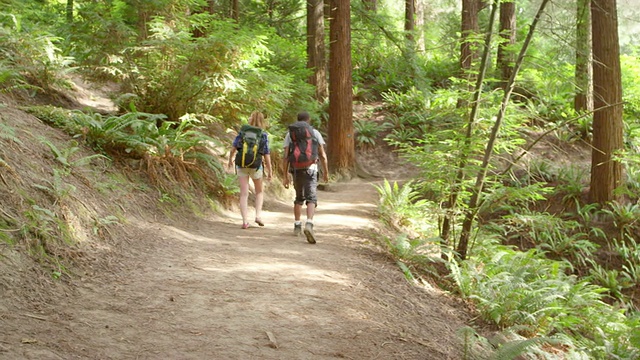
left=603, top=201, right=640, bottom=235
left=32, top=168, right=76, bottom=205
left=381, top=87, right=430, bottom=115
left=0, top=121, right=23, bottom=145
left=385, top=126, right=421, bottom=146
left=587, top=261, right=631, bottom=301
left=353, top=119, right=387, bottom=150
left=39, top=138, right=108, bottom=170
left=375, top=179, right=427, bottom=229
left=555, top=164, right=588, bottom=203
left=92, top=215, right=121, bottom=237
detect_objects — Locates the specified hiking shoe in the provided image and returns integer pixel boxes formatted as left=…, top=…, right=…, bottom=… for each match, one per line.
left=294, top=223, right=302, bottom=236
left=303, top=222, right=316, bottom=244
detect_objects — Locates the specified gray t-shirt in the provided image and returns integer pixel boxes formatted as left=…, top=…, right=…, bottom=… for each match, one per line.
left=283, top=129, right=325, bottom=147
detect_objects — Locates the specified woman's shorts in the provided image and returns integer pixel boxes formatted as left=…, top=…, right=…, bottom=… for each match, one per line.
left=236, top=166, right=263, bottom=180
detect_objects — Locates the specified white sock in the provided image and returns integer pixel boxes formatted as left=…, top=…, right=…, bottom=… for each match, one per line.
left=306, top=219, right=313, bottom=225
left=295, top=221, right=302, bottom=225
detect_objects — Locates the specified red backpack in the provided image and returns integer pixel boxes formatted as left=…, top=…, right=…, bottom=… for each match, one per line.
left=288, top=121, right=319, bottom=170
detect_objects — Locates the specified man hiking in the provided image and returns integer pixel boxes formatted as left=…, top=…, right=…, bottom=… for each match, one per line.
left=282, top=111, right=329, bottom=244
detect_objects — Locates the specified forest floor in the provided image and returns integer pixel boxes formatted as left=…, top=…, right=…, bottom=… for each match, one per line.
left=0, top=79, right=478, bottom=359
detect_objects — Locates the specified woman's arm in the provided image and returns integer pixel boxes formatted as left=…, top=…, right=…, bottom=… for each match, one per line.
left=264, top=154, right=273, bottom=180
left=228, top=147, right=237, bottom=169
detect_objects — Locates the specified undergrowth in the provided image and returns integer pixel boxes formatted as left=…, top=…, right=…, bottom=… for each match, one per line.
left=374, top=179, right=640, bottom=359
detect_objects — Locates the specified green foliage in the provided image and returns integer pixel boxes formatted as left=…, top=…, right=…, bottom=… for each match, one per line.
left=517, top=64, right=577, bottom=123
left=0, top=14, right=73, bottom=93
left=353, top=120, right=388, bottom=150
left=39, top=138, right=108, bottom=171
left=621, top=54, right=640, bottom=121
left=555, top=164, right=588, bottom=203
left=375, top=179, right=429, bottom=229
left=0, top=121, right=22, bottom=144
left=33, top=168, right=76, bottom=206
left=603, top=201, right=640, bottom=233
left=612, top=236, right=640, bottom=285
left=105, top=16, right=305, bottom=125
left=92, top=215, right=120, bottom=237
left=27, top=105, right=228, bottom=199
left=381, top=87, right=430, bottom=115
left=500, top=210, right=599, bottom=266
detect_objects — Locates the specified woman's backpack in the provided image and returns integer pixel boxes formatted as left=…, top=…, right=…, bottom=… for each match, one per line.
left=235, top=124, right=264, bottom=168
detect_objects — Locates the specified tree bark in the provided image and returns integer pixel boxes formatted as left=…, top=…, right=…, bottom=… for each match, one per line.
left=230, top=0, right=239, bottom=21
left=307, top=0, right=328, bottom=101
left=405, top=0, right=416, bottom=42
left=574, top=0, right=593, bottom=113
left=497, top=0, right=516, bottom=89
left=589, top=0, right=624, bottom=204
left=328, top=0, right=355, bottom=178
left=460, top=0, right=480, bottom=76
left=66, top=0, right=73, bottom=23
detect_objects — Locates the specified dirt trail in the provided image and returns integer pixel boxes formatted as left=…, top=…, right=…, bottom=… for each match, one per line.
left=1, top=177, right=471, bottom=360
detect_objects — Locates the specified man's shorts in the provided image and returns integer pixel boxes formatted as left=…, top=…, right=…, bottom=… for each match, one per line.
left=236, top=166, right=263, bottom=180
left=292, top=168, right=318, bottom=206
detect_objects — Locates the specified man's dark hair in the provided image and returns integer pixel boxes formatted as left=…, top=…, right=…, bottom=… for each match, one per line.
left=297, top=111, right=310, bottom=122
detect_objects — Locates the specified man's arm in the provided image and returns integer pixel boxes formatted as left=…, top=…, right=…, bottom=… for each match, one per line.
left=318, top=144, right=329, bottom=183
left=282, top=145, right=291, bottom=188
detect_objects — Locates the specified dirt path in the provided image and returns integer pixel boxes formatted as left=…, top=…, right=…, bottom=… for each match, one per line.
left=1, top=178, right=471, bottom=360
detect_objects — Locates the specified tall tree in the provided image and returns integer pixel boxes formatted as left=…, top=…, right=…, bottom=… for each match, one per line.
left=328, top=0, right=355, bottom=178
left=589, top=0, right=624, bottom=204
left=66, top=0, right=73, bottom=23
left=415, top=0, right=425, bottom=52
left=307, top=0, right=327, bottom=101
left=405, top=0, right=416, bottom=42
left=574, top=0, right=593, bottom=113
left=497, top=0, right=516, bottom=89
left=231, top=0, right=239, bottom=21
left=460, top=0, right=480, bottom=77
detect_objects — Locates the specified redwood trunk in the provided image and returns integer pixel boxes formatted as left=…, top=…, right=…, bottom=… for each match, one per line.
left=497, top=0, right=516, bottom=89
left=328, top=0, right=355, bottom=177
left=307, top=0, right=327, bottom=101
left=589, top=0, right=624, bottom=203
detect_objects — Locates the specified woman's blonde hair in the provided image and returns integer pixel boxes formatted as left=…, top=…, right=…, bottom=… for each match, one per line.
left=248, top=111, right=266, bottom=129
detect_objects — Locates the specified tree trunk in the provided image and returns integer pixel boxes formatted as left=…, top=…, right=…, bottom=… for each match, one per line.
left=405, top=0, right=416, bottom=42
left=415, top=0, right=425, bottom=52
left=457, top=0, right=480, bottom=107
left=66, top=0, right=73, bottom=23
left=460, top=0, right=480, bottom=75
left=230, top=0, right=239, bottom=21
left=328, top=0, right=355, bottom=178
left=497, top=0, right=516, bottom=89
left=307, top=0, right=328, bottom=101
left=589, top=0, right=624, bottom=204
left=574, top=0, right=593, bottom=113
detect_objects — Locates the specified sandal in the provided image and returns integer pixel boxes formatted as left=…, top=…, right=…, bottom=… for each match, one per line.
left=255, top=218, right=265, bottom=227
left=242, top=223, right=250, bottom=229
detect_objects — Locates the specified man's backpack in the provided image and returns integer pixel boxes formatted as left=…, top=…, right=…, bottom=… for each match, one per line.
left=288, top=121, right=319, bottom=170
left=235, top=124, right=264, bottom=169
